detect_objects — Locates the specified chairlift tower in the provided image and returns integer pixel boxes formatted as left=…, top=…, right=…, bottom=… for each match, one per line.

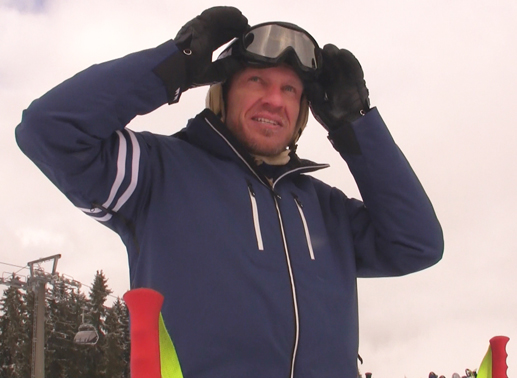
left=27, top=254, right=61, bottom=378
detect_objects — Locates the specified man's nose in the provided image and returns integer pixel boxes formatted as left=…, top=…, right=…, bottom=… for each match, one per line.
left=261, top=85, right=285, bottom=108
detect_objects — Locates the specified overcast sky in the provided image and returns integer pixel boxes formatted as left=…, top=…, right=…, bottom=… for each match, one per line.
left=1, top=0, right=516, bottom=377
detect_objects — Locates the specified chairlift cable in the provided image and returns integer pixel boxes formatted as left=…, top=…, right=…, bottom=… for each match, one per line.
left=0, top=259, right=122, bottom=299
left=0, top=260, right=27, bottom=269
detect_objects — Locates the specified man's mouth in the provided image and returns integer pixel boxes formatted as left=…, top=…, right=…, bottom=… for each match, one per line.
left=253, top=117, right=281, bottom=126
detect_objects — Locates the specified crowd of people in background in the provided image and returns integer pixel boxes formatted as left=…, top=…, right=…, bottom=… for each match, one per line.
left=429, top=369, right=478, bottom=378
left=361, top=369, right=478, bottom=378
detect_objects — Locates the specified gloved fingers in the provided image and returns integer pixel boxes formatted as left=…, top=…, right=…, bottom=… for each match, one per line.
left=195, top=57, right=244, bottom=87
left=321, top=44, right=364, bottom=82
left=332, top=48, right=370, bottom=111
left=305, top=78, right=335, bottom=129
left=180, top=7, right=248, bottom=55
left=335, top=48, right=365, bottom=81
left=308, top=44, right=370, bottom=129
left=319, top=44, right=342, bottom=84
left=309, top=101, right=333, bottom=131
left=197, top=6, right=249, bottom=49
left=304, top=79, right=326, bottom=105
left=321, top=44, right=341, bottom=72
left=304, top=45, right=334, bottom=103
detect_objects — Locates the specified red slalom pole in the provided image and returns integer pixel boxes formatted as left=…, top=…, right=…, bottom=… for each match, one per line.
left=490, top=336, right=510, bottom=378
left=123, top=288, right=164, bottom=378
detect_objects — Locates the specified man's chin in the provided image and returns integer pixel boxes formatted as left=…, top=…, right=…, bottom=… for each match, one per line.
left=248, top=145, right=288, bottom=158
left=235, top=131, right=290, bottom=158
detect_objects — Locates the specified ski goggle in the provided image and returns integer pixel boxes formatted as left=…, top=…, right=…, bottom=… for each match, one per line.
left=223, top=22, right=322, bottom=78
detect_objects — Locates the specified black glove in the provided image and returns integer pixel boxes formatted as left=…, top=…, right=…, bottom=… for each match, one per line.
left=175, top=6, right=248, bottom=88
left=154, top=7, right=248, bottom=103
left=307, top=44, right=370, bottom=131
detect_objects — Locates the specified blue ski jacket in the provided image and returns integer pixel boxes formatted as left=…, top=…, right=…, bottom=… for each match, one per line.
left=16, top=40, right=443, bottom=378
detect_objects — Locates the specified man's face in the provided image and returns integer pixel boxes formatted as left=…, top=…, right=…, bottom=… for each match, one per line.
left=225, top=65, right=303, bottom=157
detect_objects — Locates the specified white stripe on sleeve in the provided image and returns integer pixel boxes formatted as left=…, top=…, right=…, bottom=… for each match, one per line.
left=79, top=129, right=140, bottom=222
left=112, top=129, right=140, bottom=212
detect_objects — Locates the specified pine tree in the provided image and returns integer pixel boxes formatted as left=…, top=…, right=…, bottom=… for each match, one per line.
left=46, top=278, right=66, bottom=377
left=101, top=298, right=130, bottom=377
left=0, top=278, right=29, bottom=378
left=121, top=301, right=131, bottom=378
left=81, top=270, right=112, bottom=378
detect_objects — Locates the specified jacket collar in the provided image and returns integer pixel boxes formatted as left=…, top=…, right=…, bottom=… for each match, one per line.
left=179, top=109, right=329, bottom=187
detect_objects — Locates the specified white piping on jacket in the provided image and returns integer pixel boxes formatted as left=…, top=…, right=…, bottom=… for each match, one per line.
left=247, top=184, right=264, bottom=251
left=294, top=196, right=315, bottom=260
left=205, top=119, right=266, bottom=185
left=272, top=164, right=330, bottom=189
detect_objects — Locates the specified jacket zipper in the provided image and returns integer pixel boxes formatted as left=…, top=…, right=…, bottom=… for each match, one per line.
left=273, top=194, right=300, bottom=378
left=247, top=182, right=264, bottom=251
left=247, top=183, right=300, bottom=377
left=293, top=194, right=315, bottom=260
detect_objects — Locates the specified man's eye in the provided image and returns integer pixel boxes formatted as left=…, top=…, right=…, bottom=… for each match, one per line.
left=248, top=76, right=261, bottom=82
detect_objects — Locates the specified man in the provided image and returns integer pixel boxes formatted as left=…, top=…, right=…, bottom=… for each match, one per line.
left=16, top=7, right=443, bottom=378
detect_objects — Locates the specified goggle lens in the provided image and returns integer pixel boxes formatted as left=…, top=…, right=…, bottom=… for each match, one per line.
left=243, top=24, right=319, bottom=70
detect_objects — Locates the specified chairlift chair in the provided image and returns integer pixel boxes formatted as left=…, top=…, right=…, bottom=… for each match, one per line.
left=74, top=323, right=99, bottom=345
left=74, top=307, right=99, bottom=345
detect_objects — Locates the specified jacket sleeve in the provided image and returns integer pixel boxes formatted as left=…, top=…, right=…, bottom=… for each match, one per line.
left=328, top=108, right=444, bottom=277
left=15, top=40, right=181, bottom=233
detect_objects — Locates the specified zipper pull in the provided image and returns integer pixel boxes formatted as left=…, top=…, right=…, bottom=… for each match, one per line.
left=292, top=193, right=302, bottom=207
left=292, top=193, right=315, bottom=260
left=247, top=180, right=264, bottom=251
left=247, top=181, right=256, bottom=197
left=272, top=190, right=282, bottom=200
